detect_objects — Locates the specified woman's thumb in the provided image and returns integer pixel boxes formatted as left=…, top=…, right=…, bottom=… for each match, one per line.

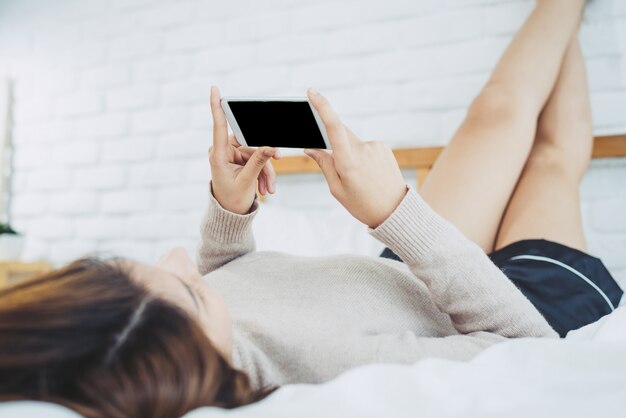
left=304, top=148, right=321, bottom=164
left=304, top=149, right=341, bottom=192
left=239, top=147, right=275, bottom=184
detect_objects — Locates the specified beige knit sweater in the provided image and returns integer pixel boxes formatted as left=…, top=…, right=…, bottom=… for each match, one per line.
left=198, top=181, right=558, bottom=390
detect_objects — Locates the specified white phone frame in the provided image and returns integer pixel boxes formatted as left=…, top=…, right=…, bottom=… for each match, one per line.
left=220, top=97, right=331, bottom=150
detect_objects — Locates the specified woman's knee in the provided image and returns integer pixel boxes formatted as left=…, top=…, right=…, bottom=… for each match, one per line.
left=526, top=141, right=591, bottom=182
left=535, top=109, right=592, bottom=149
left=467, top=83, right=538, bottom=125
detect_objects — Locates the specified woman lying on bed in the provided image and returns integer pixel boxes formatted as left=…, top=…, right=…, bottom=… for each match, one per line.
left=1, top=0, right=623, bottom=417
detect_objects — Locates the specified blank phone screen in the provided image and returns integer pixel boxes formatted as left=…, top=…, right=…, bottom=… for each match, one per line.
left=228, top=101, right=327, bottom=149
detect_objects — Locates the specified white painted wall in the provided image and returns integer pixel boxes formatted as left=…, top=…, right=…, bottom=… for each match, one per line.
left=0, top=78, right=11, bottom=222
left=0, top=0, right=624, bottom=283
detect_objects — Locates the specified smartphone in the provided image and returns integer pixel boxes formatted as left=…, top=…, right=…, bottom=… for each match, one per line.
left=220, top=97, right=331, bottom=149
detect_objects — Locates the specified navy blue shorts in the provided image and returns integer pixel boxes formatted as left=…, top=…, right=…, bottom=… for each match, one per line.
left=379, top=239, right=623, bottom=337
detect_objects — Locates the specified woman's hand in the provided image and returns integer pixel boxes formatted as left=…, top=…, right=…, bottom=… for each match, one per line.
left=304, top=88, right=408, bottom=229
left=209, top=86, right=280, bottom=215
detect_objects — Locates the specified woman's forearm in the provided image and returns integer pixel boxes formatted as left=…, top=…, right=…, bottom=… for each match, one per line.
left=197, top=181, right=259, bottom=275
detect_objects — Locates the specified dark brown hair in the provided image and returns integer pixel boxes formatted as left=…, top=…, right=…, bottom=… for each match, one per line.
left=0, top=257, right=270, bottom=417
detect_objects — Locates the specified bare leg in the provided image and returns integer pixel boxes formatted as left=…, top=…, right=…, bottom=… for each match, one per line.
left=494, top=38, right=592, bottom=253
left=419, top=0, right=586, bottom=253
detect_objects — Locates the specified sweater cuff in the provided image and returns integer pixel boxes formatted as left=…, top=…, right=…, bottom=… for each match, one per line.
left=203, top=181, right=260, bottom=243
left=368, top=186, right=449, bottom=262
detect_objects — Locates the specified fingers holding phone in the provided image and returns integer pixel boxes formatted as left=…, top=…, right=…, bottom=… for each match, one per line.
left=209, top=86, right=231, bottom=163
left=216, top=90, right=331, bottom=198
left=305, top=89, right=408, bottom=229
left=209, top=86, right=406, bottom=226
left=228, top=134, right=279, bottom=196
left=209, top=86, right=278, bottom=215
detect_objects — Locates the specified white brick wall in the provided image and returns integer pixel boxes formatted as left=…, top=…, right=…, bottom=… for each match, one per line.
left=0, top=0, right=625, bottom=286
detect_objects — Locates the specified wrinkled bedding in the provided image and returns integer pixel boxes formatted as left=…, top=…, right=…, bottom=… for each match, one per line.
left=186, top=306, right=626, bottom=418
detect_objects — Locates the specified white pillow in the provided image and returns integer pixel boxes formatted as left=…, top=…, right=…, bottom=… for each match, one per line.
left=252, top=203, right=385, bottom=257
left=0, top=401, right=81, bottom=417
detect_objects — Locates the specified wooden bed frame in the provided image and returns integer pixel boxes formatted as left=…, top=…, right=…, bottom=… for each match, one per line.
left=268, top=134, right=626, bottom=191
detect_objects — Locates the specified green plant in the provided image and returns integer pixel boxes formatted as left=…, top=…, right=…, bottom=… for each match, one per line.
left=0, top=223, right=18, bottom=235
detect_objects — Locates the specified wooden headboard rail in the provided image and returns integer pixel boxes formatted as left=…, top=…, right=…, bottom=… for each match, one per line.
left=271, top=134, right=626, bottom=187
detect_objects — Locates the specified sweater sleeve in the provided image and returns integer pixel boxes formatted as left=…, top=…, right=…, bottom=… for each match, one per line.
left=196, top=181, right=260, bottom=275
left=368, top=186, right=558, bottom=341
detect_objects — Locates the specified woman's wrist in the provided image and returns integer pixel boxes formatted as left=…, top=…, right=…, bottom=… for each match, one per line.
left=210, top=181, right=255, bottom=215
left=365, top=184, right=410, bottom=229
left=368, top=186, right=447, bottom=262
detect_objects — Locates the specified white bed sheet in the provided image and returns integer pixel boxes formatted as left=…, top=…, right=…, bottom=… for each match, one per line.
left=185, top=306, right=626, bottom=418
left=3, top=306, right=625, bottom=418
